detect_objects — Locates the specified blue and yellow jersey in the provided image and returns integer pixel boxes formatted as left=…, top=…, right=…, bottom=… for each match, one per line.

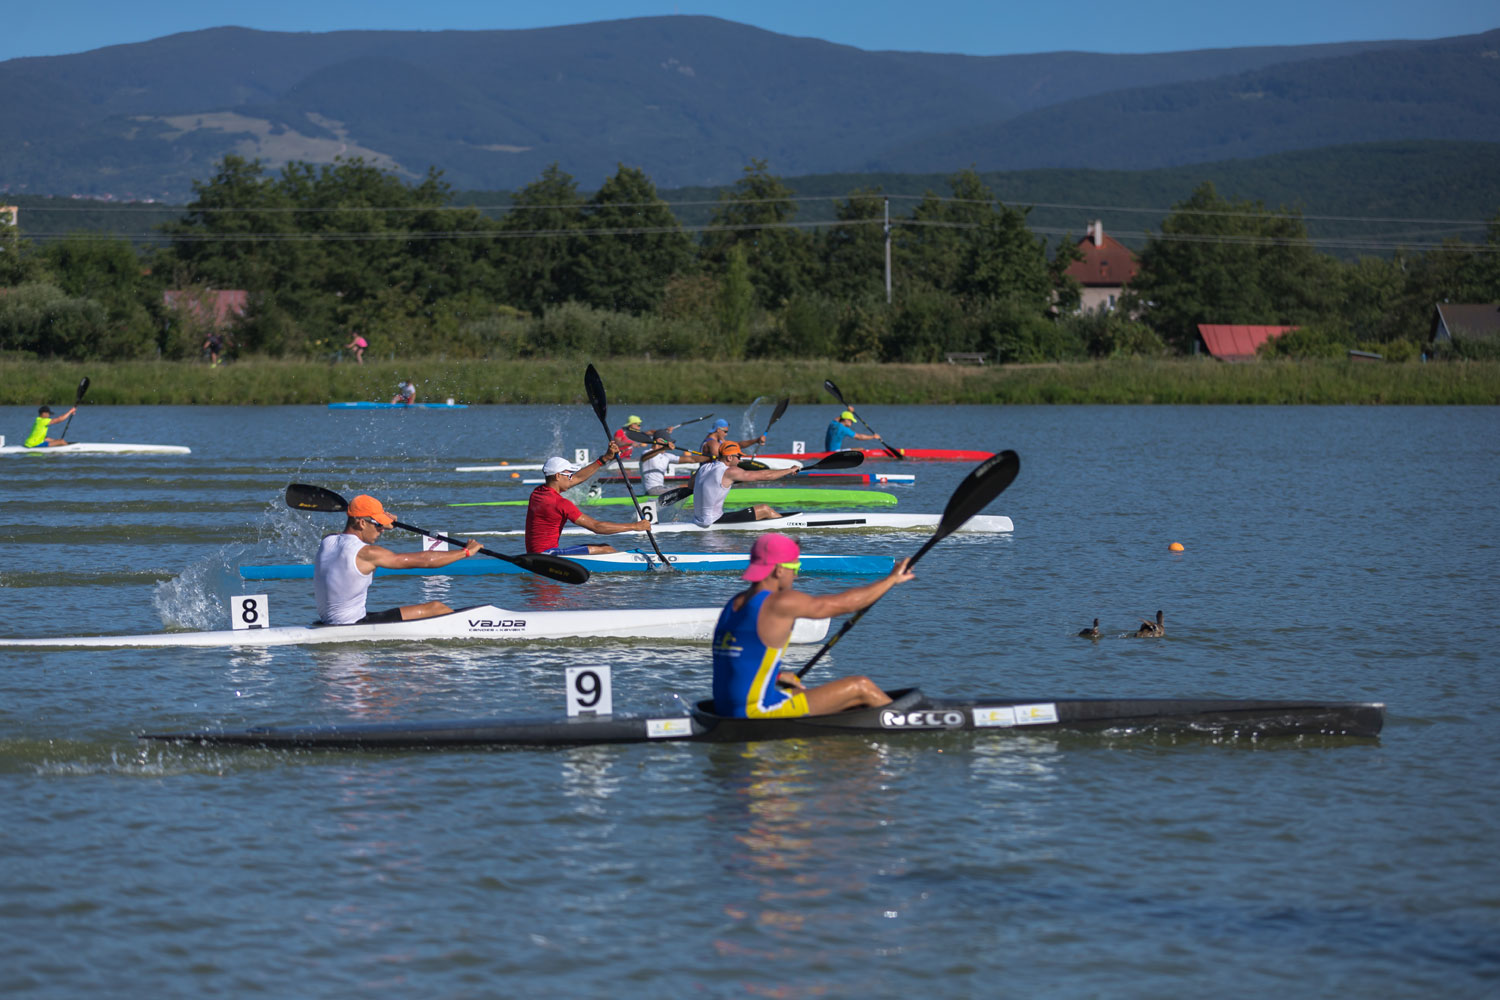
left=712, top=590, right=809, bottom=718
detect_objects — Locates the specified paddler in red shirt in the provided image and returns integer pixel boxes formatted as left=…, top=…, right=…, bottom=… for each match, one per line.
left=525, top=443, right=652, bottom=555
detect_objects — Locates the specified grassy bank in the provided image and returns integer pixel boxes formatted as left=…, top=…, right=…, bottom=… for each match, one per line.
left=3, top=357, right=1498, bottom=406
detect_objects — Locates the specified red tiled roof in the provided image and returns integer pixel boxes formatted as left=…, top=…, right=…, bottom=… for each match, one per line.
left=1065, top=233, right=1138, bottom=287
left=1196, top=324, right=1296, bottom=360
left=163, top=289, right=248, bottom=327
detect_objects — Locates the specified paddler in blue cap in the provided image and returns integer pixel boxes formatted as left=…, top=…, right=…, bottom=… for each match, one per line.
left=702, top=418, right=766, bottom=460
left=825, top=409, right=882, bottom=453
left=712, top=533, right=912, bottom=718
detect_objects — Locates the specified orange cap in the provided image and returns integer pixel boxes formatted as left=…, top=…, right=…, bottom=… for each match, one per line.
left=347, top=494, right=395, bottom=526
left=720, top=441, right=742, bottom=457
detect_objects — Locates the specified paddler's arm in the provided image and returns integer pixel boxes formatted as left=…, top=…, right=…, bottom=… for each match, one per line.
left=561, top=442, right=619, bottom=487
left=575, top=514, right=652, bottom=536
left=357, top=539, right=482, bottom=572
left=51, top=407, right=76, bottom=424
left=756, top=560, right=916, bottom=645
left=725, top=466, right=797, bottom=484
left=735, top=435, right=767, bottom=449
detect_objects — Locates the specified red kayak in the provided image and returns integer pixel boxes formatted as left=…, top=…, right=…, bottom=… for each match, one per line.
left=758, top=448, right=995, bottom=462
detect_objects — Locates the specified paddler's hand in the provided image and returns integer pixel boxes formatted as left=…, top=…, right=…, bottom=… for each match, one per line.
left=889, top=558, right=915, bottom=585
left=754, top=434, right=766, bottom=445
left=632, top=518, right=652, bottom=530
left=462, top=540, right=482, bottom=558
left=604, top=440, right=621, bottom=459
left=776, top=671, right=806, bottom=691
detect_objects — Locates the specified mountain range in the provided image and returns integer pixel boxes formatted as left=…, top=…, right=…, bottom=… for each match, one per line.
left=1, top=16, right=1496, bottom=202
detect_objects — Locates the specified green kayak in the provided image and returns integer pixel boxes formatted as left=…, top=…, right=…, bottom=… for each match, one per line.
left=448, top=488, right=898, bottom=508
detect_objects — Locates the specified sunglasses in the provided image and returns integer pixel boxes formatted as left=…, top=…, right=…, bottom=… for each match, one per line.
left=363, top=518, right=388, bottom=532
left=778, top=561, right=801, bottom=574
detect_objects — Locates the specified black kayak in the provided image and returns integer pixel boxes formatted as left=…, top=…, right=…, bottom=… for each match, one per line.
left=140, top=688, right=1384, bottom=750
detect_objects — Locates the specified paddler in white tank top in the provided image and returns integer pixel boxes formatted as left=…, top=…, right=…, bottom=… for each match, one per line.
left=313, top=494, right=482, bottom=625
left=690, top=441, right=798, bottom=527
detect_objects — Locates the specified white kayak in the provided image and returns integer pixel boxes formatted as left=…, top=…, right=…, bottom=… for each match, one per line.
left=0, top=442, right=191, bottom=456
left=469, top=511, right=1014, bottom=536
left=456, top=456, right=802, bottom=473
left=0, top=604, right=830, bottom=649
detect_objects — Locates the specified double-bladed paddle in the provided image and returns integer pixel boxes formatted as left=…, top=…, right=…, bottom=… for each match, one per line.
left=285, top=484, right=590, bottom=584
left=794, top=449, right=1019, bottom=679
left=646, top=413, right=714, bottom=439
left=60, top=377, right=88, bottom=440
left=583, top=364, right=676, bottom=571
left=656, top=450, right=868, bottom=507
left=824, top=379, right=903, bottom=460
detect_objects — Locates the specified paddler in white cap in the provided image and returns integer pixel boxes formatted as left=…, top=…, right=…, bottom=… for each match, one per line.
left=525, top=442, right=651, bottom=555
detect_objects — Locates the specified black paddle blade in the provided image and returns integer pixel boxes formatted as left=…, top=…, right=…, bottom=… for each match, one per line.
left=286, top=483, right=349, bottom=513
left=584, top=364, right=608, bottom=426
left=624, top=428, right=659, bottom=446
left=737, top=459, right=769, bottom=472
left=805, top=450, right=865, bottom=471
left=497, top=552, right=591, bottom=584
left=658, top=486, right=694, bottom=507
left=822, top=379, right=848, bottom=408
left=75, top=377, right=90, bottom=403
left=911, top=450, right=1019, bottom=561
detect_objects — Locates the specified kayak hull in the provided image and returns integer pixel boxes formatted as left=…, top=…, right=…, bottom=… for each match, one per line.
left=0, top=442, right=190, bottom=455
left=0, top=603, right=831, bottom=649
left=141, top=688, right=1385, bottom=749
left=471, top=512, right=1014, bottom=536
left=759, top=449, right=993, bottom=462
left=450, top=489, right=898, bottom=508
left=240, top=552, right=893, bottom=579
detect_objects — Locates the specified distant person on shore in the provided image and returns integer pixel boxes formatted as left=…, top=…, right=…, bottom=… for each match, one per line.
left=825, top=410, right=881, bottom=452
left=314, top=494, right=482, bottom=624
left=525, top=443, right=652, bottom=555
left=391, top=380, right=417, bottom=405
left=344, top=331, right=367, bottom=364
left=203, top=331, right=224, bottom=367
left=701, top=418, right=766, bottom=460
left=23, top=404, right=76, bottom=448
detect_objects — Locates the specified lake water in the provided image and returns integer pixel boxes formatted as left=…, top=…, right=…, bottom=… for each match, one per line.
left=2, top=402, right=1497, bottom=998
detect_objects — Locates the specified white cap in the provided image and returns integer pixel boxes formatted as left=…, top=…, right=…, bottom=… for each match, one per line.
left=543, top=456, right=581, bottom=476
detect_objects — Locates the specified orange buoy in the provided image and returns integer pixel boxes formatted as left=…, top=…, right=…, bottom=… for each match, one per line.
left=1169, top=542, right=1185, bottom=552
left=511, top=472, right=520, bottom=478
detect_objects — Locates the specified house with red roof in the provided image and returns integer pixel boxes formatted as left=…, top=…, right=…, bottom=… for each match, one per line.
left=163, top=289, right=248, bottom=328
left=1195, top=324, right=1297, bottom=361
left=1064, top=221, right=1138, bottom=313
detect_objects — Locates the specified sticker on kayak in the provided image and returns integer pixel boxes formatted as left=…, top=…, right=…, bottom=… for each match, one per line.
left=972, top=704, right=1060, bottom=727
left=647, top=718, right=694, bottom=739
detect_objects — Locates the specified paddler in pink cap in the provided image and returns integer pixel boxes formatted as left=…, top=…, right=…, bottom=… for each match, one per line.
left=711, top=533, right=913, bottom=718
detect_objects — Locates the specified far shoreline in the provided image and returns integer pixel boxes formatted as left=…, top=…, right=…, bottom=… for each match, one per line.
left=2, top=357, right=1497, bottom=406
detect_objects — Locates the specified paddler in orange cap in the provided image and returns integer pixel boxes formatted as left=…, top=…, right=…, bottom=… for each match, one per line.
left=711, top=533, right=912, bottom=718
left=689, top=441, right=796, bottom=527
left=313, top=494, right=481, bottom=625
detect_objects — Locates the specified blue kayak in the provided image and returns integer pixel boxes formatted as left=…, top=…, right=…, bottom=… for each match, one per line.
left=240, top=551, right=893, bottom=578
left=328, top=402, right=469, bottom=409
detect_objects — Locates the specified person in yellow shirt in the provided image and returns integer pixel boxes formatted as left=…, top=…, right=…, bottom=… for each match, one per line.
left=24, top=405, right=76, bottom=448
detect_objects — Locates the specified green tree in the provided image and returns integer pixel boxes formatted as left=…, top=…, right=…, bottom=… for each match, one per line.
left=571, top=165, right=694, bottom=314
left=492, top=163, right=586, bottom=313
left=716, top=245, right=754, bottom=358
left=703, top=159, right=814, bottom=307
left=1124, top=182, right=1340, bottom=352
left=819, top=187, right=888, bottom=300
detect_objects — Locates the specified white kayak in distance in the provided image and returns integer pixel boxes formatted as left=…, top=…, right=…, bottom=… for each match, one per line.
left=469, top=511, right=1014, bottom=536
left=240, top=552, right=895, bottom=579
left=0, top=604, right=831, bottom=649
left=0, top=442, right=191, bottom=456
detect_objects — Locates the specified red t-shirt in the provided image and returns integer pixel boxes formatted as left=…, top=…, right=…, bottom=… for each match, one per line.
left=613, top=427, right=634, bottom=459
left=526, top=486, right=583, bottom=553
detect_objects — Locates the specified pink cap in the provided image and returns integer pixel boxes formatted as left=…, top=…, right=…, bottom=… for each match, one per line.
left=742, top=533, right=800, bottom=582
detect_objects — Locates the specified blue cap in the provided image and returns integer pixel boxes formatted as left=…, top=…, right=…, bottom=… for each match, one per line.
left=713, top=418, right=730, bottom=429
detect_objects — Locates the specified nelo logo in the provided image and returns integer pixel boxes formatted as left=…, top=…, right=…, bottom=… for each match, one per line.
left=880, top=710, right=965, bottom=729
left=469, top=619, right=526, bottom=628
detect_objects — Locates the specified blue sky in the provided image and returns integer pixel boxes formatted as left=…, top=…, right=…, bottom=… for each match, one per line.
left=3, top=0, right=1495, bottom=62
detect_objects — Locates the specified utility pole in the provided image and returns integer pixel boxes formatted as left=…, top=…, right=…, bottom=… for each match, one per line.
left=884, top=197, right=892, bottom=305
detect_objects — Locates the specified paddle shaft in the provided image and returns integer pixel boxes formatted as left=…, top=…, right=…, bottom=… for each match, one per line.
left=60, top=377, right=88, bottom=439
left=795, top=450, right=1019, bottom=678
left=824, top=379, right=902, bottom=460
left=584, top=365, right=676, bottom=570
left=752, top=398, right=789, bottom=458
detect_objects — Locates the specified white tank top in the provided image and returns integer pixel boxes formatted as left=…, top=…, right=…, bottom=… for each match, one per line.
left=640, top=450, right=677, bottom=492
left=314, top=533, right=374, bottom=624
left=692, top=460, right=732, bottom=527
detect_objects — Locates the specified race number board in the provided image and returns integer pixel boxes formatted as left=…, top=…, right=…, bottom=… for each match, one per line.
left=565, top=666, right=613, bottom=716
left=232, top=595, right=271, bottom=630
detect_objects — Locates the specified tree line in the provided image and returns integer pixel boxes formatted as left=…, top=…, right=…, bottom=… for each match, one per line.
left=2, top=156, right=1497, bottom=364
